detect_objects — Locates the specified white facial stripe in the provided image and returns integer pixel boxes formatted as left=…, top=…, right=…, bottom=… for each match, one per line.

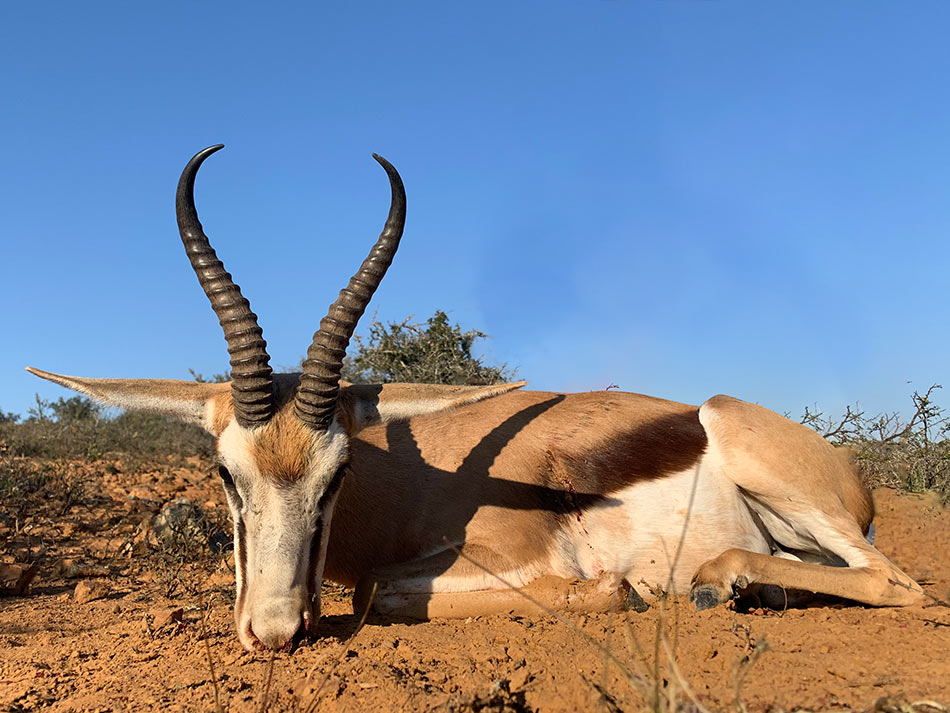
left=216, top=419, right=351, bottom=650
left=234, top=515, right=248, bottom=606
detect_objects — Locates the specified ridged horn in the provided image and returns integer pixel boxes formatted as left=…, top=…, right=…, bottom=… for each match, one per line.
left=295, top=154, right=406, bottom=431
left=176, top=145, right=274, bottom=428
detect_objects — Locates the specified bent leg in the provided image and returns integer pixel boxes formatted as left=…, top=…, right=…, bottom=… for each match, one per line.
left=689, top=546, right=923, bottom=610
left=696, top=396, right=922, bottom=609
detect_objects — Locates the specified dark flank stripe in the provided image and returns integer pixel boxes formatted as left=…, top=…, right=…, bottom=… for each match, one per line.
left=579, top=408, right=708, bottom=493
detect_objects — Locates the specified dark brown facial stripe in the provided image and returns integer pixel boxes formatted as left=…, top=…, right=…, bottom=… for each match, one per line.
left=317, top=464, right=348, bottom=513
left=306, top=518, right=324, bottom=606
left=305, top=464, right=349, bottom=607
left=236, top=518, right=248, bottom=612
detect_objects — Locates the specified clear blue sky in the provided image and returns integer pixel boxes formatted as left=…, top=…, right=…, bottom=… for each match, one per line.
left=2, top=1, right=948, bottom=420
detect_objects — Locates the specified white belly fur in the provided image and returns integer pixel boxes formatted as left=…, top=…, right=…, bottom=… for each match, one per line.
left=554, top=458, right=769, bottom=595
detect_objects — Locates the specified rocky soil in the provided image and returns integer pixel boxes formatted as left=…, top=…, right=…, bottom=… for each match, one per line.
left=1, top=456, right=948, bottom=712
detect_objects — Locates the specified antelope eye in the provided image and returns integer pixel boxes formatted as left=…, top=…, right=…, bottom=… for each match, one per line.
left=217, top=465, right=234, bottom=486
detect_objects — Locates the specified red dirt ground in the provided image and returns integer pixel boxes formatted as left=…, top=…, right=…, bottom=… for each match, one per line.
left=1, top=458, right=948, bottom=712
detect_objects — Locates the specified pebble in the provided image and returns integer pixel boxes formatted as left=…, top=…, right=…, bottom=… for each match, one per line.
left=509, top=667, right=532, bottom=690
left=73, top=580, right=110, bottom=604
left=152, top=498, right=209, bottom=549
left=150, top=607, right=184, bottom=628
left=0, top=563, right=38, bottom=596
left=59, top=559, right=109, bottom=579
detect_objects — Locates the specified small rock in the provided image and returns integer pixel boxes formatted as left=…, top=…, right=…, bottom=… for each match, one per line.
left=0, top=563, right=39, bottom=596
left=292, top=677, right=318, bottom=701
left=150, top=607, right=184, bottom=628
left=509, top=668, right=532, bottom=690
left=208, top=570, right=233, bottom=587
left=471, top=646, right=495, bottom=664
left=152, top=498, right=210, bottom=551
left=73, top=580, right=110, bottom=604
left=59, top=559, right=109, bottom=579
left=506, top=644, right=528, bottom=663
left=126, top=492, right=162, bottom=513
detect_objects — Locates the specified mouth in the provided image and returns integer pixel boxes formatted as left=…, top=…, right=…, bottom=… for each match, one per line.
left=290, top=621, right=312, bottom=652
left=237, top=593, right=318, bottom=652
left=240, top=619, right=313, bottom=653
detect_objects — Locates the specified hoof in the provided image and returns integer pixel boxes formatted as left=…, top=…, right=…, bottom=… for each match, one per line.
left=690, top=584, right=724, bottom=611
left=621, top=582, right=650, bottom=613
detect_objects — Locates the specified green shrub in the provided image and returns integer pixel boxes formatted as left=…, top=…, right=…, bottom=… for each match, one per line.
left=341, top=311, right=515, bottom=385
left=0, top=411, right=213, bottom=467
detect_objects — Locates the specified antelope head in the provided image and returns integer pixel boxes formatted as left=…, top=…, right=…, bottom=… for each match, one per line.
left=28, top=146, right=522, bottom=650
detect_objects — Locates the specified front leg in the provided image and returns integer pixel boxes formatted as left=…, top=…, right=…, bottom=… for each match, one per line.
left=354, top=544, right=648, bottom=619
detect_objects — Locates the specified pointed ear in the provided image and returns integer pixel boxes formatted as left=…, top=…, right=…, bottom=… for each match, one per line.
left=26, top=367, right=232, bottom=434
left=337, top=380, right=527, bottom=434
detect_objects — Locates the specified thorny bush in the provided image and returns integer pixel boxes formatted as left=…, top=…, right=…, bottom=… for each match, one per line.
left=798, top=384, right=950, bottom=502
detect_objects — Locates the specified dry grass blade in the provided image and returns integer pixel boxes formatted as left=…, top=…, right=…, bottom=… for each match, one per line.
left=731, top=635, right=768, bottom=713
left=200, top=608, right=225, bottom=713
left=257, top=649, right=276, bottom=713
left=599, top=591, right=618, bottom=711
left=620, top=613, right=652, bottom=681
left=300, top=581, right=378, bottom=713
left=891, top=576, right=950, bottom=608
left=664, top=462, right=703, bottom=595
left=661, top=635, right=713, bottom=713
left=619, top=592, right=714, bottom=713
left=652, top=599, right=663, bottom=713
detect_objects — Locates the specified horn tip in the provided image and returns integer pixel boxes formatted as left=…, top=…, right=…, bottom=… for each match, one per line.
left=190, top=144, right=225, bottom=164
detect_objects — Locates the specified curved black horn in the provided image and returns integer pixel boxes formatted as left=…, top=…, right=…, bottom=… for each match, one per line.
left=176, top=145, right=274, bottom=428
left=295, top=154, right=406, bottom=431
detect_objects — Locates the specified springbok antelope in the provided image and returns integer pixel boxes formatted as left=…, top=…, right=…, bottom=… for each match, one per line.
left=29, top=146, right=923, bottom=651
